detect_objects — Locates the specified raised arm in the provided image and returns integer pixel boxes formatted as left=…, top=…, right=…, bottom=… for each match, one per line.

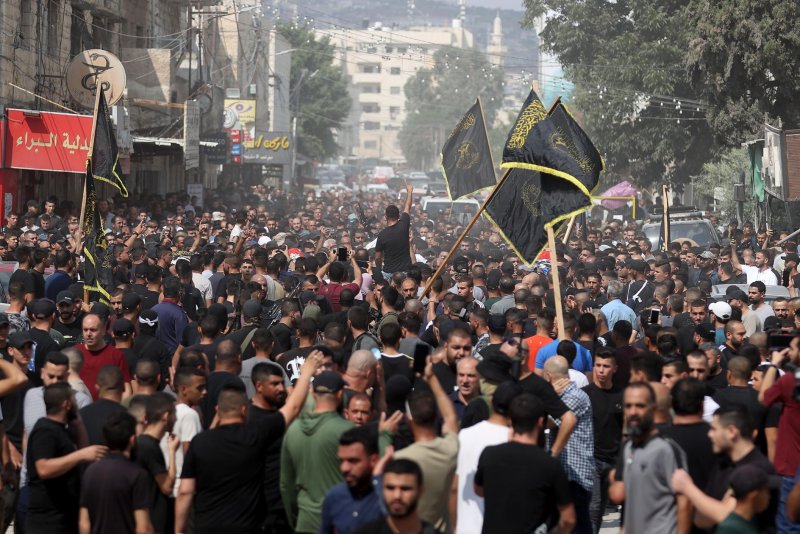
left=403, top=184, right=414, bottom=215
left=423, top=357, right=458, bottom=434
left=279, top=350, right=322, bottom=426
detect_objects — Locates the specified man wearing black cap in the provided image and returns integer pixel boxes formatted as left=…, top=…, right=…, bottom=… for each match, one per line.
left=28, top=299, right=63, bottom=381
left=53, top=289, right=82, bottom=347
left=727, top=289, right=761, bottom=337
left=120, top=292, right=142, bottom=328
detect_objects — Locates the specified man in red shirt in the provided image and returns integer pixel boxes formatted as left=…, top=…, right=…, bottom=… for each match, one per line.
left=315, top=250, right=362, bottom=312
left=759, top=346, right=800, bottom=532
left=77, top=314, right=131, bottom=400
left=525, top=308, right=555, bottom=373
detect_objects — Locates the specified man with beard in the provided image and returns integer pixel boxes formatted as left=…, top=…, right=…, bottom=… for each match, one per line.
left=747, top=282, right=775, bottom=326
left=354, top=459, right=437, bottom=534
left=320, top=426, right=383, bottom=533
left=53, top=290, right=83, bottom=346
left=731, top=244, right=778, bottom=286
left=609, top=382, right=689, bottom=533
left=720, top=320, right=747, bottom=369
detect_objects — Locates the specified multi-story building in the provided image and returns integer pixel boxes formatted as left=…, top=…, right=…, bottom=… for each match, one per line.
left=317, top=21, right=473, bottom=164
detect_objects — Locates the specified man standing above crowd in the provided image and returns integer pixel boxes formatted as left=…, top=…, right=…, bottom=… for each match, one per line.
left=374, top=184, right=414, bottom=280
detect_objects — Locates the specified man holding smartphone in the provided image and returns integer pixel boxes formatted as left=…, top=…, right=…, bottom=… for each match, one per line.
left=316, top=249, right=363, bottom=312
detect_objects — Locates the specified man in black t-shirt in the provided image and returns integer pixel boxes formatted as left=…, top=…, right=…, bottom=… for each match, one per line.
left=582, top=348, right=623, bottom=533
left=79, top=366, right=127, bottom=445
left=136, top=393, right=180, bottom=534
left=79, top=412, right=152, bottom=534
left=374, top=184, right=413, bottom=279
left=199, top=340, right=246, bottom=428
left=53, top=290, right=83, bottom=347
left=475, top=393, right=575, bottom=533
left=176, top=351, right=322, bottom=534
left=27, top=383, right=107, bottom=534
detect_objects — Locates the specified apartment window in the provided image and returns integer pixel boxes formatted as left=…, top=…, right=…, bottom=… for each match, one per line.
left=361, top=84, right=381, bottom=94
left=364, top=140, right=378, bottom=149
left=362, top=103, right=380, bottom=113
left=363, top=122, right=380, bottom=130
left=361, top=64, right=381, bottom=74
left=390, top=67, right=401, bottom=75
left=385, top=46, right=393, bottom=53
left=389, top=106, right=400, bottom=115
left=398, top=47, right=407, bottom=54
left=390, top=86, right=401, bottom=95
left=367, top=47, right=377, bottom=54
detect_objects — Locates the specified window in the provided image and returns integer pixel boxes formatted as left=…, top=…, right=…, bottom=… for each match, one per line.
left=389, top=106, right=400, bottom=116
left=367, top=47, right=377, bottom=54
left=361, top=84, right=381, bottom=94
left=385, top=46, right=393, bottom=53
left=390, top=67, right=401, bottom=75
left=363, top=122, right=380, bottom=130
left=364, top=140, right=378, bottom=149
left=390, top=86, right=401, bottom=95
left=361, top=64, right=381, bottom=74
left=362, top=103, right=380, bottom=113
left=398, top=47, right=407, bottom=54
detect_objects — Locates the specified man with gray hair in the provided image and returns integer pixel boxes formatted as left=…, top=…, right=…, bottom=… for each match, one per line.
left=62, top=346, right=92, bottom=399
left=600, top=280, right=637, bottom=330
left=543, top=356, right=595, bottom=534
left=342, top=350, right=378, bottom=403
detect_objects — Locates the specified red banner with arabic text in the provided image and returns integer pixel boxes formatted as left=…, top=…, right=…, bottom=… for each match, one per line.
left=4, top=109, right=92, bottom=173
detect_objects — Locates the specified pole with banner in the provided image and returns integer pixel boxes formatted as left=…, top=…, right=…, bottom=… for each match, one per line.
left=661, top=184, right=670, bottom=251
left=547, top=225, right=566, bottom=340
left=78, top=86, right=105, bottom=301
left=422, top=96, right=562, bottom=298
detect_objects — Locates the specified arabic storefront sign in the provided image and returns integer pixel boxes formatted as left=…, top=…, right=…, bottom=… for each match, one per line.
left=223, top=99, right=256, bottom=148
left=243, top=131, right=292, bottom=164
left=4, top=109, right=93, bottom=173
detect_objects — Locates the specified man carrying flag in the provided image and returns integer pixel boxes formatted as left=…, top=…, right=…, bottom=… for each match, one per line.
left=80, top=85, right=126, bottom=302
left=92, top=86, right=129, bottom=198
left=441, top=99, right=496, bottom=200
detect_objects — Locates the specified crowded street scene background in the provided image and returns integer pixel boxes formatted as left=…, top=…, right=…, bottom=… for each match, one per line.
left=0, top=173, right=796, bottom=534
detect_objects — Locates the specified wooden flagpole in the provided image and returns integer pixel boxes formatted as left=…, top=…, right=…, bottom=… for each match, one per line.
left=547, top=225, right=566, bottom=340
left=422, top=95, right=562, bottom=298
left=562, top=216, right=576, bottom=244
left=661, top=184, right=670, bottom=251
left=79, top=86, right=104, bottom=303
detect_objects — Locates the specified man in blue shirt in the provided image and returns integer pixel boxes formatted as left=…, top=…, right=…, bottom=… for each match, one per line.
left=534, top=317, right=593, bottom=373
left=44, top=250, right=73, bottom=301
left=600, top=280, right=637, bottom=331
left=151, top=277, right=188, bottom=354
left=320, top=425, right=383, bottom=534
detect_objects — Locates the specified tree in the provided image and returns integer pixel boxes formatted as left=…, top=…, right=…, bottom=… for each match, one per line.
left=521, top=0, right=716, bottom=188
left=686, top=0, right=800, bottom=146
left=399, top=46, right=504, bottom=170
left=277, top=24, right=351, bottom=161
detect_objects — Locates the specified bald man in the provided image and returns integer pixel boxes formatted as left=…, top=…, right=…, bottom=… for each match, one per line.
left=76, top=313, right=131, bottom=400
left=543, top=356, right=595, bottom=533
left=451, top=357, right=480, bottom=421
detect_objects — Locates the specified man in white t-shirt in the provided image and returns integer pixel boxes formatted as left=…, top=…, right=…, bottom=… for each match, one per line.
left=165, top=367, right=206, bottom=496
left=731, top=244, right=778, bottom=285
left=454, top=382, right=519, bottom=534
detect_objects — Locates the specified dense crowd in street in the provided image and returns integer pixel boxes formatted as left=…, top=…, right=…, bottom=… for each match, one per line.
left=0, top=181, right=796, bottom=534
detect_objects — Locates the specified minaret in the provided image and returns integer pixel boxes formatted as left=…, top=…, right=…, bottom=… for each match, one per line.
left=458, top=0, right=466, bottom=23
left=487, top=11, right=506, bottom=68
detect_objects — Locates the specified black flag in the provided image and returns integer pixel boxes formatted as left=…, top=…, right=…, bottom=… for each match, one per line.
left=92, top=88, right=128, bottom=197
left=82, top=162, right=113, bottom=302
left=441, top=99, right=496, bottom=200
left=486, top=167, right=592, bottom=265
left=501, top=89, right=599, bottom=199
left=546, top=102, right=604, bottom=194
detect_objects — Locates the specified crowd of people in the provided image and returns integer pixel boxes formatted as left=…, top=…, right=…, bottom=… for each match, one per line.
left=0, top=181, right=797, bottom=534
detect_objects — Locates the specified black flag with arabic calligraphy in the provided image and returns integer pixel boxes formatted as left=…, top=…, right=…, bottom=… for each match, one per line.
left=441, top=99, right=496, bottom=200
left=486, top=168, right=592, bottom=266
left=501, top=89, right=600, bottom=198
left=82, top=162, right=113, bottom=302
left=92, top=87, right=129, bottom=197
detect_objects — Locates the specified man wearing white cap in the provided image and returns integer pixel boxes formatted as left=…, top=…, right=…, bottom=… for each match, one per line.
left=708, top=301, right=732, bottom=347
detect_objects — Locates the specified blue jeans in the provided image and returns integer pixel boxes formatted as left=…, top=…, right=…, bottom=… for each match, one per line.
left=778, top=474, right=800, bottom=533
